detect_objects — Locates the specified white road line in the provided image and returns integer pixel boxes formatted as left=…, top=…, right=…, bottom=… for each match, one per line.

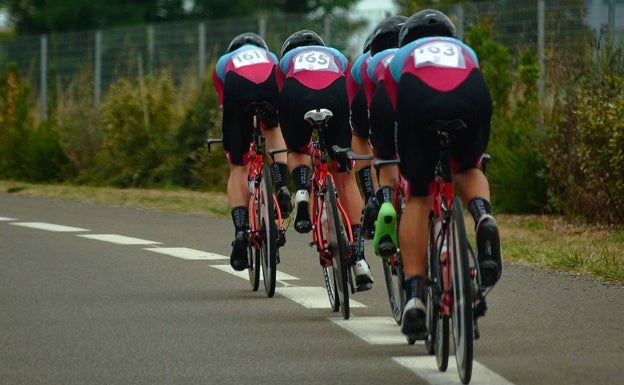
left=11, top=222, right=90, bottom=232
left=144, top=247, right=228, bottom=260
left=276, top=286, right=366, bottom=309
left=211, top=263, right=299, bottom=281
left=77, top=234, right=161, bottom=245
left=331, top=316, right=417, bottom=345
left=0, top=217, right=17, bottom=221
left=393, top=357, right=515, bottom=385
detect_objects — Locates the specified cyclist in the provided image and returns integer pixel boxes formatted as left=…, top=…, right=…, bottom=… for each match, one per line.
left=276, top=29, right=374, bottom=291
left=385, top=9, right=502, bottom=337
left=360, top=15, right=407, bottom=257
left=213, top=32, right=292, bottom=271
left=346, top=33, right=377, bottom=240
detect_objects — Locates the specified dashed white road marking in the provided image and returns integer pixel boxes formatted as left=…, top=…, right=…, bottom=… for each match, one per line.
left=2, top=216, right=516, bottom=384
left=211, top=263, right=299, bottom=281
left=331, top=316, right=416, bottom=345
left=276, top=286, right=366, bottom=309
left=144, top=247, right=228, bottom=260
left=393, top=356, right=515, bottom=385
left=11, top=222, right=90, bottom=232
left=77, top=234, right=161, bottom=245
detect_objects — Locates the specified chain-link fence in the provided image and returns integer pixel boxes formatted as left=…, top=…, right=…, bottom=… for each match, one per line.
left=0, top=0, right=622, bottom=117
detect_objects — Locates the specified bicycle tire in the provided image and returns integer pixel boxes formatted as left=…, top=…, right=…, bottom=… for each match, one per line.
left=247, top=241, right=260, bottom=291
left=425, top=214, right=439, bottom=354
left=319, top=195, right=340, bottom=313
left=383, top=189, right=405, bottom=325
left=324, top=175, right=350, bottom=320
left=430, top=215, right=450, bottom=371
left=259, top=164, right=277, bottom=298
left=450, top=196, right=474, bottom=384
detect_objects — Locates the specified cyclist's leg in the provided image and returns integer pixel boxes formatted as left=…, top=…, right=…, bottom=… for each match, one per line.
left=454, top=169, right=502, bottom=288
left=350, top=86, right=378, bottom=239
left=222, top=75, right=254, bottom=271
left=449, top=72, right=501, bottom=288
left=398, top=196, right=431, bottom=337
left=263, top=125, right=292, bottom=217
left=369, top=81, right=399, bottom=256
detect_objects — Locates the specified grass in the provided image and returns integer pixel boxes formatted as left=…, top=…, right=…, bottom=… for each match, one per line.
left=1, top=180, right=623, bottom=285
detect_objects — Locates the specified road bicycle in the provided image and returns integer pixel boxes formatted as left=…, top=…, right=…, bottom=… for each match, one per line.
left=207, top=101, right=286, bottom=298
left=423, top=119, right=488, bottom=384
left=303, top=108, right=366, bottom=320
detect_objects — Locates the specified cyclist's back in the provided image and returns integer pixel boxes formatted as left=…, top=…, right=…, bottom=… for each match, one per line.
left=276, top=30, right=374, bottom=291
left=385, top=9, right=502, bottom=337
left=212, top=33, right=291, bottom=271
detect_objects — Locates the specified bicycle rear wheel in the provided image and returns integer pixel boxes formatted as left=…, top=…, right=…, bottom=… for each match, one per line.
left=259, top=164, right=277, bottom=298
left=247, top=241, right=260, bottom=291
left=450, top=196, right=473, bottom=384
left=325, top=176, right=350, bottom=320
left=428, top=215, right=449, bottom=370
left=383, top=191, right=404, bottom=325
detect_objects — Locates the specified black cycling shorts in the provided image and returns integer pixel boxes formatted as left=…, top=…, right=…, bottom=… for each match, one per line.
left=221, top=71, right=279, bottom=165
left=395, top=69, right=492, bottom=197
left=278, top=76, right=352, bottom=172
left=369, top=81, right=397, bottom=160
left=350, top=86, right=369, bottom=139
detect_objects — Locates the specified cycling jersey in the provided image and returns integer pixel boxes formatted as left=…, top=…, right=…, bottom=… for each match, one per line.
left=277, top=45, right=352, bottom=171
left=387, top=36, right=492, bottom=197
left=277, top=45, right=348, bottom=91
left=212, top=44, right=280, bottom=165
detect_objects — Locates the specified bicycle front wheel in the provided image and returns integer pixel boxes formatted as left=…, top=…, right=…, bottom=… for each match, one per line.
left=259, top=164, right=277, bottom=298
left=324, top=176, right=350, bottom=320
left=450, top=196, right=474, bottom=384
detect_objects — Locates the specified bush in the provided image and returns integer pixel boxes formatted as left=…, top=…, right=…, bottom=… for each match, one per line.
left=465, top=24, right=548, bottom=213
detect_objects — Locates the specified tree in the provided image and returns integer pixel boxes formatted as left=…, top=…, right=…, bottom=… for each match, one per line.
left=0, top=0, right=360, bottom=34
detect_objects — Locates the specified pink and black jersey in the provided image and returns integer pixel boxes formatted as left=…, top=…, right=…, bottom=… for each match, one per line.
left=276, top=45, right=349, bottom=91
left=363, top=48, right=398, bottom=109
left=386, top=36, right=480, bottom=108
left=212, top=44, right=279, bottom=105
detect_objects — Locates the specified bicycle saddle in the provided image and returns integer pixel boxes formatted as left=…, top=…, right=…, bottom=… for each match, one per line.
left=304, top=108, right=333, bottom=126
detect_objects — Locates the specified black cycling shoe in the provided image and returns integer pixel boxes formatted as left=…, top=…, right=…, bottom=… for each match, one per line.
left=361, top=196, right=379, bottom=240
left=230, top=231, right=249, bottom=271
left=476, top=215, right=502, bottom=287
left=276, top=186, right=292, bottom=219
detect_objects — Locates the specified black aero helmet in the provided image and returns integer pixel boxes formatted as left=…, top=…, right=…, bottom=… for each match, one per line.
left=227, top=32, right=268, bottom=53
left=362, top=31, right=374, bottom=54
left=280, top=30, right=325, bottom=57
left=399, top=9, right=456, bottom=47
left=369, top=15, right=407, bottom=56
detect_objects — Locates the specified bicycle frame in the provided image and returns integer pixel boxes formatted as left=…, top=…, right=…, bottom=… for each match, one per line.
left=309, top=126, right=354, bottom=267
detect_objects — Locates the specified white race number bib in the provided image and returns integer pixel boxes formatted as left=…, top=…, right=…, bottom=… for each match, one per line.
left=232, top=49, right=270, bottom=68
left=413, top=41, right=463, bottom=68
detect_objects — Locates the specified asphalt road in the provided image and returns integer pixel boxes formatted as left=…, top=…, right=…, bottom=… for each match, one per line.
left=1, top=193, right=623, bottom=385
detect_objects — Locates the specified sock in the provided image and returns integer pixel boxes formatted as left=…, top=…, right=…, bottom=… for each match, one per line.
left=351, top=224, right=364, bottom=261
left=468, top=197, right=492, bottom=228
left=375, top=186, right=394, bottom=204
left=403, top=276, right=424, bottom=299
left=231, top=206, right=248, bottom=234
left=271, top=162, right=288, bottom=188
left=292, top=165, right=311, bottom=191
left=357, top=166, right=374, bottom=201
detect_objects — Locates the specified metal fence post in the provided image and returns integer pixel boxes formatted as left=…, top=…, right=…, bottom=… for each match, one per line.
left=94, top=30, right=102, bottom=106
left=40, top=35, right=47, bottom=118
left=258, top=16, right=267, bottom=38
left=537, top=0, right=545, bottom=97
left=454, top=4, right=464, bottom=40
left=198, top=22, right=206, bottom=80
